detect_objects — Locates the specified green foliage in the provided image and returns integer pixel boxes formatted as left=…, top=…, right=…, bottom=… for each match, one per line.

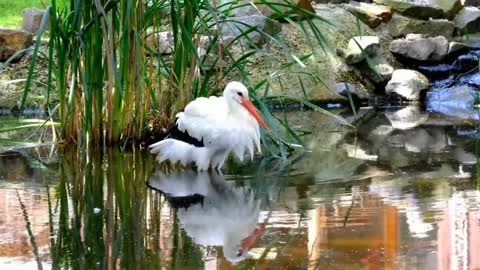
left=48, top=147, right=164, bottom=269
left=20, top=0, right=351, bottom=157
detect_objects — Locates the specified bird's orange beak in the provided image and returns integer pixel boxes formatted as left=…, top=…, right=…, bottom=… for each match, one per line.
left=241, top=220, right=268, bottom=251
left=241, top=99, right=269, bottom=131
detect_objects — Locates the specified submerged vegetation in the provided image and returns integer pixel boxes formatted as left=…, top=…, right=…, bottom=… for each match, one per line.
left=18, top=0, right=339, bottom=150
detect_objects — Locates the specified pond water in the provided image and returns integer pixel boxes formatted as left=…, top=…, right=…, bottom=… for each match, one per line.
left=0, top=107, right=479, bottom=270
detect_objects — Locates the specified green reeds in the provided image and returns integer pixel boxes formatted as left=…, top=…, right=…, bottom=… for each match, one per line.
left=22, top=0, right=346, bottom=151
left=49, top=147, right=164, bottom=268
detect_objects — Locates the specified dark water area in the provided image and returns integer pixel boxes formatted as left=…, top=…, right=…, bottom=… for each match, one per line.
left=0, top=107, right=480, bottom=270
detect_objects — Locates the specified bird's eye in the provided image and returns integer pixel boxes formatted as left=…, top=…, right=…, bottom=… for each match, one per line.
left=237, top=91, right=243, bottom=97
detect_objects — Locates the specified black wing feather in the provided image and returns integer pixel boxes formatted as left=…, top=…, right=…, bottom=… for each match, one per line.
left=163, top=110, right=205, bottom=147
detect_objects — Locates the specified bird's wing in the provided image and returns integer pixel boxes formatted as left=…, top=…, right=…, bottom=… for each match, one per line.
left=175, top=96, right=228, bottom=146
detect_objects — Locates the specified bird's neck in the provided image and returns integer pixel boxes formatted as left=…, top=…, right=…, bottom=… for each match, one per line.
left=226, top=98, right=244, bottom=115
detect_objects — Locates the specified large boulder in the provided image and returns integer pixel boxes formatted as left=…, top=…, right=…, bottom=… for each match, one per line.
left=454, top=6, right=480, bottom=33
left=0, top=28, right=33, bottom=62
left=22, top=7, right=49, bottom=34
left=385, top=69, right=429, bottom=100
left=373, top=0, right=462, bottom=20
left=389, top=35, right=449, bottom=62
left=344, top=36, right=380, bottom=64
left=383, top=13, right=455, bottom=39
left=220, top=15, right=282, bottom=46
left=342, top=1, right=393, bottom=28
left=229, top=5, right=388, bottom=102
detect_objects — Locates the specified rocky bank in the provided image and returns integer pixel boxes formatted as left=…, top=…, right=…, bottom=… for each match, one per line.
left=1, top=0, right=479, bottom=121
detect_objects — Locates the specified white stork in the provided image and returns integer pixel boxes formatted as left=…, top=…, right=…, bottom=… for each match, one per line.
left=148, top=170, right=268, bottom=263
left=149, top=81, right=269, bottom=170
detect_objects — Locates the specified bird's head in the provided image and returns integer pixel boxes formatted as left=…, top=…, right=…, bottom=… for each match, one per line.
left=223, top=81, right=269, bottom=131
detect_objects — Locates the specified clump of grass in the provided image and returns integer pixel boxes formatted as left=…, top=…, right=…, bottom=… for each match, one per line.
left=20, top=0, right=352, bottom=156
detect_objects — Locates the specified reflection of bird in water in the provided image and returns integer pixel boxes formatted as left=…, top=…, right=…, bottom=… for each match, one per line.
left=149, top=81, right=269, bottom=171
left=148, top=170, right=267, bottom=263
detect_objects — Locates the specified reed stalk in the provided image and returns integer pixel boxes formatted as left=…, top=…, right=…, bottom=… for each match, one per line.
left=21, top=0, right=346, bottom=151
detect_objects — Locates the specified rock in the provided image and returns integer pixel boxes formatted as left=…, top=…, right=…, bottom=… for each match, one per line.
left=373, top=0, right=462, bottom=20
left=462, top=0, right=480, bottom=7
left=226, top=0, right=315, bottom=20
left=448, top=41, right=475, bottom=54
left=389, top=35, right=449, bottom=62
left=452, top=50, right=480, bottom=72
left=426, top=85, right=479, bottom=120
left=457, top=71, right=480, bottom=87
left=146, top=31, right=235, bottom=56
left=404, top=128, right=447, bottom=153
left=22, top=8, right=49, bottom=34
left=385, top=105, right=429, bottom=130
left=344, top=36, right=380, bottom=64
left=385, top=13, right=455, bottom=39
left=146, top=31, right=174, bottom=55
left=314, top=0, right=349, bottom=3
left=226, top=5, right=384, bottom=102
left=342, top=1, right=393, bottom=28
left=416, top=64, right=452, bottom=79
left=454, top=6, right=480, bottom=33
left=221, top=15, right=282, bottom=46
left=335, top=82, right=370, bottom=102
left=0, top=28, right=33, bottom=62
left=385, top=69, right=429, bottom=100
left=355, top=54, right=394, bottom=87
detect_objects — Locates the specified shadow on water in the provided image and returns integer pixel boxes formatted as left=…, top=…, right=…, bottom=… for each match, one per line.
left=3, top=107, right=480, bottom=269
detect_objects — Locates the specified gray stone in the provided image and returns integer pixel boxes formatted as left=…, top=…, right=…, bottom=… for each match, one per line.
left=426, top=85, right=479, bottom=120
left=448, top=41, right=474, bottom=54
left=385, top=13, right=455, bottom=39
left=454, top=6, right=480, bottom=33
left=385, top=69, right=429, bottom=100
left=404, top=128, right=447, bottom=153
left=0, top=28, right=33, bottom=62
left=147, top=31, right=174, bottom=55
left=389, top=35, right=449, bottom=61
left=344, top=36, right=380, bottom=64
left=462, top=0, right=480, bottom=6
left=221, top=15, right=282, bottom=47
left=22, top=8, right=49, bottom=34
left=373, top=0, right=462, bottom=20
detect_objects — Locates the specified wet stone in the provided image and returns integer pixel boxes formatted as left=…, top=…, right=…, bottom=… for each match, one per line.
left=426, top=85, right=479, bottom=120
left=416, top=64, right=453, bottom=79
left=457, top=71, right=480, bottom=87
left=452, top=50, right=480, bottom=72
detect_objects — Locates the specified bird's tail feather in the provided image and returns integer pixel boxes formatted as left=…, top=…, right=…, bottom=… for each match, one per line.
left=149, top=139, right=211, bottom=170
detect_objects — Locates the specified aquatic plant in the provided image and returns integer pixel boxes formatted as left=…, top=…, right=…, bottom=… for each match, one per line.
left=18, top=0, right=345, bottom=151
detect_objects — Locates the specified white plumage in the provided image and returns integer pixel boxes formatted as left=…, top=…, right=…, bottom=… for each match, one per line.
left=149, top=81, right=269, bottom=170
left=148, top=170, right=263, bottom=263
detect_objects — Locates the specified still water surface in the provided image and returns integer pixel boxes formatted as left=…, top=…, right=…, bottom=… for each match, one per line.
left=0, top=107, right=479, bottom=269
